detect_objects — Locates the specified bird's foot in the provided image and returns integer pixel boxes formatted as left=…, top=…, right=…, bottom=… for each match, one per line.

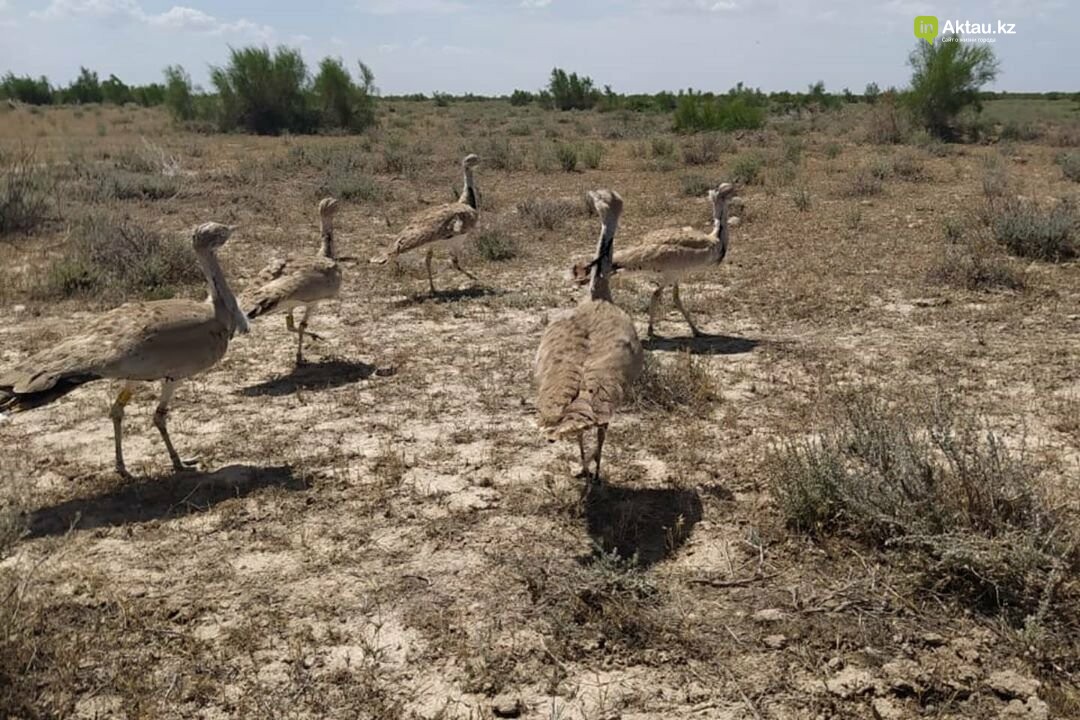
left=690, top=328, right=706, bottom=338
left=115, top=464, right=134, bottom=481
left=171, top=456, right=200, bottom=473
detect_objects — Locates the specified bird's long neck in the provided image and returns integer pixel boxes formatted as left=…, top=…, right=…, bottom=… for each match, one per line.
left=711, top=201, right=730, bottom=262
left=459, top=166, right=478, bottom=209
left=589, top=220, right=617, bottom=302
left=198, top=247, right=248, bottom=336
left=319, top=215, right=335, bottom=259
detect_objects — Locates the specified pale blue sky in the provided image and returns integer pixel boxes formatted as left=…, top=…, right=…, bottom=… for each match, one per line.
left=0, top=0, right=1075, bottom=94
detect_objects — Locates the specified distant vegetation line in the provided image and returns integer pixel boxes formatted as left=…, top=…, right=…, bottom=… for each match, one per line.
left=3, top=38, right=1077, bottom=138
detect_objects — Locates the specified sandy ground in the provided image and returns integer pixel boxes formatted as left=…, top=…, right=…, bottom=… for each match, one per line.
left=1, top=102, right=1078, bottom=718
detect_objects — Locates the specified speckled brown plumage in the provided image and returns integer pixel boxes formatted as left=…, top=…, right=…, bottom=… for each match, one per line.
left=536, top=189, right=642, bottom=480
left=241, top=198, right=341, bottom=365
left=369, top=154, right=481, bottom=295
left=0, top=222, right=246, bottom=478
left=569, top=184, right=737, bottom=337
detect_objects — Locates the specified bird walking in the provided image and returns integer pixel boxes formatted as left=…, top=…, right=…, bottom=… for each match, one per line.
left=571, top=183, right=738, bottom=337
left=242, top=197, right=342, bottom=366
left=536, top=189, right=643, bottom=481
left=0, top=223, right=248, bottom=479
left=369, top=154, right=481, bottom=296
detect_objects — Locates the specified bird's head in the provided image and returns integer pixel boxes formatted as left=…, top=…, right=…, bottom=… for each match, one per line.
left=709, top=183, right=737, bottom=221
left=586, top=189, right=624, bottom=227
left=462, top=153, right=481, bottom=169
left=319, top=197, right=341, bottom=217
left=192, top=222, right=236, bottom=251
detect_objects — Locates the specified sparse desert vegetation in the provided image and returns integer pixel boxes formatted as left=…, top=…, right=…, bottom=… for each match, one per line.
left=1, top=41, right=1080, bottom=720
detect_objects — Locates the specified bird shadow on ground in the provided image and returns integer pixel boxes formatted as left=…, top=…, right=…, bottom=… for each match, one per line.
left=26, top=464, right=305, bottom=539
left=581, top=482, right=704, bottom=568
left=391, top=285, right=502, bottom=308
left=239, top=358, right=376, bottom=397
left=643, top=333, right=761, bottom=356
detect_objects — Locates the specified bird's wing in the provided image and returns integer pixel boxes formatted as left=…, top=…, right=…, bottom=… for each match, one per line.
left=0, top=300, right=220, bottom=410
left=243, top=257, right=340, bottom=319
left=535, top=300, right=643, bottom=438
left=385, top=203, right=479, bottom=257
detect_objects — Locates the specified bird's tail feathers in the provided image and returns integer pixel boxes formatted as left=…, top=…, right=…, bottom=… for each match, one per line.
left=0, top=373, right=99, bottom=414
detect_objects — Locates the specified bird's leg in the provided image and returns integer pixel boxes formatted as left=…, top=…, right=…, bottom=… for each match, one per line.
left=593, top=426, right=607, bottom=484
left=449, top=253, right=479, bottom=284
left=672, top=283, right=703, bottom=337
left=286, top=309, right=323, bottom=344
left=295, top=306, right=318, bottom=366
left=153, top=379, right=197, bottom=472
left=574, top=433, right=590, bottom=478
left=647, top=286, right=665, bottom=337
left=425, top=249, right=437, bottom=296
left=109, top=382, right=136, bottom=479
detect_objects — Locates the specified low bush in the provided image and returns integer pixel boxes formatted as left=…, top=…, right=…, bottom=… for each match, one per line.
left=36, top=214, right=202, bottom=301
left=992, top=198, right=1077, bottom=262
left=771, top=390, right=1076, bottom=620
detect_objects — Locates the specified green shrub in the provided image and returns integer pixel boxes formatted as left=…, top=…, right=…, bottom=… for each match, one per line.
left=579, top=142, right=604, bottom=170
left=555, top=143, right=578, bottom=172
left=547, top=68, right=599, bottom=111
left=0, top=73, right=52, bottom=105
left=474, top=227, right=517, bottom=261
left=679, top=174, right=714, bottom=197
left=906, top=36, right=999, bottom=139
left=729, top=152, right=764, bottom=185
left=824, top=142, right=841, bottom=159
left=312, top=58, right=376, bottom=132
left=509, top=89, right=533, bottom=106
left=992, top=198, right=1077, bottom=262
left=650, top=137, right=675, bottom=158
left=673, top=91, right=764, bottom=133
left=211, top=46, right=313, bottom=135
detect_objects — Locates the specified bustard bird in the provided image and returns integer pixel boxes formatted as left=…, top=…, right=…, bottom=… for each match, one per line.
left=571, top=183, right=738, bottom=338
left=369, top=154, right=481, bottom=296
left=242, top=197, right=342, bottom=366
left=0, top=223, right=248, bottom=479
left=536, top=189, right=643, bottom=481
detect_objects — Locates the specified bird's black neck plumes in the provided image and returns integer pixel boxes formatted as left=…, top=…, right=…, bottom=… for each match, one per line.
left=712, top=202, right=729, bottom=264
left=319, top=230, right=335, bottom=259
left=589, top=224, right=616, bottom=302
left=461, top=166, right=478, bottom=209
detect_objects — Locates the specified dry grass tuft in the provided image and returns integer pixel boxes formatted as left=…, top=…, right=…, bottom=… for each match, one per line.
left=35, top=212, right=202, bottom=302
left=631, top=351, right=720, bottom=413
left=516, top=196, right=584, bottom=230
left=771, top=390, right=1078, bottom=622
left=0, top=146, right=54, bottom=236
